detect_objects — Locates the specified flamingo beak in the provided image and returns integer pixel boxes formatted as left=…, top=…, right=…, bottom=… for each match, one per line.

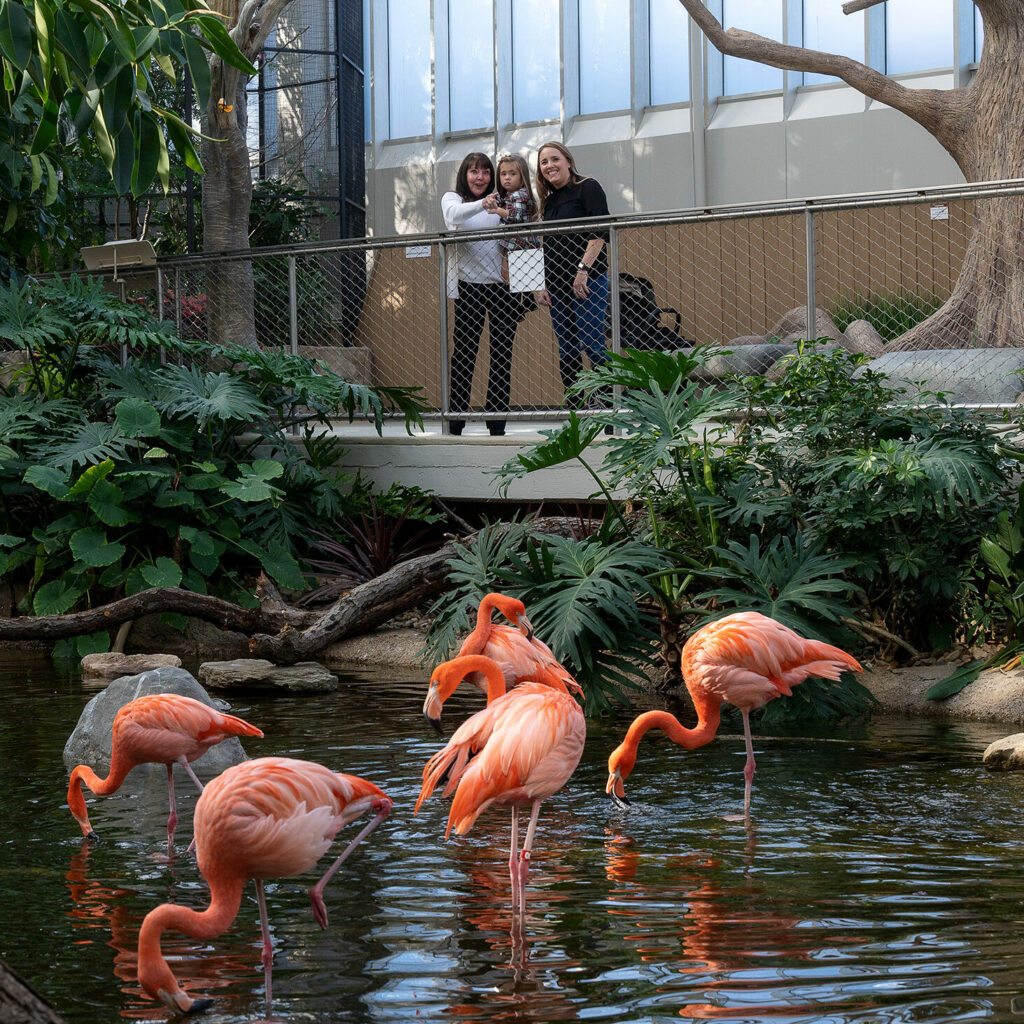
left=606, top=769, right=631, bottom=809
left=424, top=710, right=444, bottom=737
left=519, top=614, right=536, bottom=642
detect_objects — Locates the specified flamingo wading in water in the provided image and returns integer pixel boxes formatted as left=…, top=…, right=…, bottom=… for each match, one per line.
left=416, top=654, right=585, bottom=933
left=606, top=612, right=862, bottom=815
left=137, top=756, right=393, bottom=1015
left=427, top=592, right=581, bottom=731
left=66, top=692, right=263, bottom=854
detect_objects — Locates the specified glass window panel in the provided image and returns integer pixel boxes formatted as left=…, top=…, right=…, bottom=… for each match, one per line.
left=650, top=0, right=689, bottom=104
left=803, top=0, right=863, bottom=85
left=975, top=4, right=983, bottom=63
left=512, top=0, right=560, bottom=122
left=579, top=0, right=630, bottom=114
left=387, top=0, right=431, bottom=138
left=723, top=0, right=782, bottom=94
left=886, top=0, right=953, bottom=73
left=449, top=0, right=494, bottom=130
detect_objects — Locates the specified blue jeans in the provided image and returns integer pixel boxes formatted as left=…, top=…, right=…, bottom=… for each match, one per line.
left=547, top=272, right=609, bottom=401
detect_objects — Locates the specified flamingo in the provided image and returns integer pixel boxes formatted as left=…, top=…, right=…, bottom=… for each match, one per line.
left=606, top=611, right=862, bottom=816
left=137, top=756, right=392, bottom=1015
left=67, top=692, right=263, bottom=854
left=415, top=654, right=585, bottom=933
left=422, top=653, right=522, bottom=731
left=426, top=592, right=581, bottom=732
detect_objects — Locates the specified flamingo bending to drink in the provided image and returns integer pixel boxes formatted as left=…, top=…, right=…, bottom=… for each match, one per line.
left=137, top=756, right=392, bottom=1015
left=66, top=692, right=263, bottom=854
left=606, top=612, right=862, bottom=815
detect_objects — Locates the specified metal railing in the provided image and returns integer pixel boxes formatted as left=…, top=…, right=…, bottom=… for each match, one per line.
left=59, top=179, right=1024, bottom=428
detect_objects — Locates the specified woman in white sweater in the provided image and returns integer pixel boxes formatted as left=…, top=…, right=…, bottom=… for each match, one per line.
left=441, top=152, right=522, bottom=436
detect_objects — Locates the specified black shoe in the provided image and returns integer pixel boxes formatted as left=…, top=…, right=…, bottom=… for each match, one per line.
left=448, top=421, right=464, bottom=436
left=486, top=421, right=506, bottom=436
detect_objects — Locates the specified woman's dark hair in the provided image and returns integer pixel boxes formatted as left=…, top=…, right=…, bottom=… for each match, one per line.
left=454, top=152, right=495, bottom=201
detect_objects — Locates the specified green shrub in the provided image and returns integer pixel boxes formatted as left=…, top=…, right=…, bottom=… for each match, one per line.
left=829, top=291, right=942, bottom=343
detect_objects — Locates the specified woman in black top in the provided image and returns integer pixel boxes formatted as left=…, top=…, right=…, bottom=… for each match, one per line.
left=534, top=141, right=610, bottom=403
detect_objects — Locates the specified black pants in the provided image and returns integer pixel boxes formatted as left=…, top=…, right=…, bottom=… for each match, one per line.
left=449, top=281, right=521, bottom=435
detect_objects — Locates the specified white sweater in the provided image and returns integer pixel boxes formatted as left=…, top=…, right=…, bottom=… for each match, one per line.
left=441, top=191, right=503, bottom=284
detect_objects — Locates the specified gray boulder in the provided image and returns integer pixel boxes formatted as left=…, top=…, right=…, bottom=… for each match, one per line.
left=769, top=306, right=843, bottom=344
left=693, top=343, right=799, bottom=382
left=63, top=665, right=253, bottom=777
left=863, top=348, right=1024, bottom=404
left=199, top=658, right=339, bottom=694
left=840, top=319, right=886, bottom=358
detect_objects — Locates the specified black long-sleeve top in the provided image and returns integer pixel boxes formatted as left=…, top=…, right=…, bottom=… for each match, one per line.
left=541, top=176, right=610, bottom=294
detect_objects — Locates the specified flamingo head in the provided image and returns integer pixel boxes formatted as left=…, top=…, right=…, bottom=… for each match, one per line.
left=138, top=949, right=213, bottom=1015
left=487, top=593, right=533, bottom=639
left=605, top=743, right=636, bottom=809
left=422, top=677, right=446, bottom=736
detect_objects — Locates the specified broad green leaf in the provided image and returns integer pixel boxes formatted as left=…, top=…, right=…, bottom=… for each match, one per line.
left=24, top=464, right=69, bottom=499
left=0, top=0, right=33, bottom=70
left=55, top=9, right=91, bottom=79
left=33, top=578, right=86, bottom=615
left=924, top=659, right=989, bottom=701
left=191, top=14, right=257, bottom=75
left=69, top=526, right=126, bottom=567
left=179, top=525, right=215, bottom=555
left=140, top=556, right=182, bottom=588
left=115, top=397, right=161, bottom=437
left=34, top=0, right=54, bottom=85
left=238, top=539, right=306, bottom=590
left=131, top=109, right=162, bottom=195
left=30, top=97, right=60, bottom=155
left=68, top=460, right=115, bottom=496
left=144, top=447, right=170, bottom=459
left=75, top=631, right=111, bottom=656
left=182, top=29, right=210, bottom=110
left=162, top=109, right=203, bottom=173
left=112, top=116, right=135, bottom=195
left=87, top=477, right=132, bottom=526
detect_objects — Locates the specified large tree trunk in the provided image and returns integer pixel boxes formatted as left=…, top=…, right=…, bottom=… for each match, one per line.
left=199, top=0, right=297, bottom=346
left=676, top=0, right=1024, bottom=350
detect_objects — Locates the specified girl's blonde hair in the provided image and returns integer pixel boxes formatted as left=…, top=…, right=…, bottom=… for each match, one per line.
left=496, top=153, right=537, bottom=217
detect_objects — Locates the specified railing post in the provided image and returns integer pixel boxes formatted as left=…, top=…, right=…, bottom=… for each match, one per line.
left=438, top=241, right=452, bottom=434
left=804, top=204, right=817, bottom=340
left=608, top=225, right=621, bottom=431
left=288, top=255, right=299, bottom=436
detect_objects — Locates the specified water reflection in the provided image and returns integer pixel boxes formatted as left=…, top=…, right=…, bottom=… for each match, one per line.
left=7, top=654, right=1024, bottom=1023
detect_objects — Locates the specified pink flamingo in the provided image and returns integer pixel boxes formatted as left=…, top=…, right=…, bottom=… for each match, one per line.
left=606, top=611, right=862, bottom=815
left=425, top=593, right=581, bottom=731
left=66, top=692, right=263, bottom=854
left=137, top=756, right=392, bottom=1015
left=415, top=654, right=585, bottom=932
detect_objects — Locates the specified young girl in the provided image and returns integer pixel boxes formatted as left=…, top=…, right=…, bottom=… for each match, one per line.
left=494, top=154, right=542, bottom=300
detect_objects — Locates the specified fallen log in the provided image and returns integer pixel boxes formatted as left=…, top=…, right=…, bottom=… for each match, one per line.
left=0, top=518, right=578, bottom=662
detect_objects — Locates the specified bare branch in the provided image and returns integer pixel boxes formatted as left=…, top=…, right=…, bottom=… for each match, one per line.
left=842, top=0, right=886, bottom=13
left=676, top=0, right=955, bottom=141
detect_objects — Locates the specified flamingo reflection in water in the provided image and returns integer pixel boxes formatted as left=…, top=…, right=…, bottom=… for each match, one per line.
left=602, top=829, right=876, bottom=1019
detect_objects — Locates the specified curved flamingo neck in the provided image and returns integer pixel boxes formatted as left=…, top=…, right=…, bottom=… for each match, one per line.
left=625, top=702, right=722, bottom=754
left=138, top=877, right=245, bottom=1000
left=464, top=594, right=503, bottom=652
left=447, top=655, right=507, bottom=704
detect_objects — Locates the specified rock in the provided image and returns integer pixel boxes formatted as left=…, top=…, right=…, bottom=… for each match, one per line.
left=722, top=334, right=769, bottom=347
left=126, top=613, right=249, bottom=659
left=769, top=306, right=843, bottom=344
left=198, top=658, right=339, bottom=694
left=863, top=348, right=1024, bottom=404
left=323, top=627, right=429, bottom=667
left=62, top=665, right=252, bottom=775
left=693, top=343, right=799, bottom=381
left=839, top=319, right=886, bottom=357
left=80, top=652, right=182, bottom=683
left=982, top=733, right=1024, bottom=770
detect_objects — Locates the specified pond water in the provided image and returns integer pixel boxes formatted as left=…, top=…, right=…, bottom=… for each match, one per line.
left=3, top=650, right=1024, bottom=1023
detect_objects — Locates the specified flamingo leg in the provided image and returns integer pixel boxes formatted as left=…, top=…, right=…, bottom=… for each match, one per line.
left=741, top=709, right=756, bottom=817
left=309, top=803, right=392, bottom=929
left=165, top=764, right=178, bottom=856
left=254, top=879, right=275, bottom=1015
left=176, top=757, right=204, bottom=856
left=517, top=800, right=543, bottom=922
left=508, top=805, right=520, bottom=913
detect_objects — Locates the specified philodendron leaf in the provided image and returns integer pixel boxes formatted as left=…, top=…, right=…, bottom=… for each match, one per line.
left=87, top=477, right=133, bottom=526
left=24, top=465, right=69, bottom=499
left=140, top=556, right=182, bottom=588
left=223, top=460, right=285, bottom=502
left=69, top=526, right=126, bottom=567
left=115, top=397, right=161, bottom=437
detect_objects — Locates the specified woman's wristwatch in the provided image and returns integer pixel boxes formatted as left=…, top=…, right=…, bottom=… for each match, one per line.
left=577, top=262, right=590, bottom=276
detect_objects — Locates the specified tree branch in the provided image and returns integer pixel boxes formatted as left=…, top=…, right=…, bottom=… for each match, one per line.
left=676, top=0, right=957, bottom=145
left=842, top=0, right=886, bottom=13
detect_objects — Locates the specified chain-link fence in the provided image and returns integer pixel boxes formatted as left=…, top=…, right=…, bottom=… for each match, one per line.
left=49, top=179, right=1024, bottom=428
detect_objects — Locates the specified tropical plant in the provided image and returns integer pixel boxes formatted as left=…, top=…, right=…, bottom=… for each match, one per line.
left=0, top=275, right=427, bottom=655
